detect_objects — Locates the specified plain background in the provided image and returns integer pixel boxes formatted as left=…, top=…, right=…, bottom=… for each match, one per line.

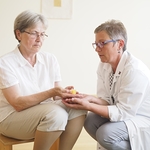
left=0, top=0, right=150, bottom=94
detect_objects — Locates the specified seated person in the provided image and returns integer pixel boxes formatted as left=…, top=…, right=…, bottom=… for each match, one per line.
left=0, top=10, right=86, bottom=150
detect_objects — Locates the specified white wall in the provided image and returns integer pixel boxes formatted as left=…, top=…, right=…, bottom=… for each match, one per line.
left=0, top=0, right=150, bottom=94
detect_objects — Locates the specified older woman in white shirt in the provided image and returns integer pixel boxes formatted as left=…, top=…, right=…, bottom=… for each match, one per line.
left=63, top=19, right=150, bottom=150
left=0, top=10, right=86, bottom=150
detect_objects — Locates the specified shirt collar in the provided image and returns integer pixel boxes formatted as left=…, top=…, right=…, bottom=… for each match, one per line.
left=103, top=51, right=129, bottom=76
left=115, top=51, right=128, bottom=76
left=15, top=46, right=44, bottom=67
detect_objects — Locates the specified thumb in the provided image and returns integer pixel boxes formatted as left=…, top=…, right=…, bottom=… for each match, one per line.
left=71, top=98, right=81, bottom=104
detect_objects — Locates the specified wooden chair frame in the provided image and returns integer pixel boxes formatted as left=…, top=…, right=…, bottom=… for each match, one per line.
left=0, top=134, right=59, bottom=150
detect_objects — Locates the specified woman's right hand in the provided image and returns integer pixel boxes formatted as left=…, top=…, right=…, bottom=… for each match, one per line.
left=53, top=86, right=83, bottom=99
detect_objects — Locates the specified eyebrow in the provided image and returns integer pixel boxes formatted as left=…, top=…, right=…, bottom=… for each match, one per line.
left=30, top=30, right=46, bottom=33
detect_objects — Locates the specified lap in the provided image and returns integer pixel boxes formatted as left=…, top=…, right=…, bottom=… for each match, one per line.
left=85, top=112, right=131, bottom=150
left=97, top=121, right=129, bottom=141
left=85, top=112, right=129, bottom=141
left=0, top=101, right=86, bottom=140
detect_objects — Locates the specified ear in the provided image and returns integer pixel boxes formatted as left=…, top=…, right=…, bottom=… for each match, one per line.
left=118, top=39, right=124, bottom=49
left=15, top=30, right=22, bottom=41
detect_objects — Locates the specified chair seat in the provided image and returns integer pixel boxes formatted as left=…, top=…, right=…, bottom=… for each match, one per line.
left=0, top=134, right=59, bottom=150
left=0, top=134, right=34, bottom=145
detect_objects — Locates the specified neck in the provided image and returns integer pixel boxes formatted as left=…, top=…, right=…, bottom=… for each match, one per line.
left=18, top=45, right=36, bottom=67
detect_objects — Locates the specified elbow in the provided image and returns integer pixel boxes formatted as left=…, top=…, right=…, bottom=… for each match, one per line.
left=13, top=105, right=24, bottom=112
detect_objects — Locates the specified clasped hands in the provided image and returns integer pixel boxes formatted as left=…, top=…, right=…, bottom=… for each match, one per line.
left=60, top=86, right=95, bottom=110
left=53, top=86, right=95, bottom=110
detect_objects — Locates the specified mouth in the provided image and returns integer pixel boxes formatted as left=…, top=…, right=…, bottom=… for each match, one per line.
left=34, top=45, right=41, bottom=47
left=99, top=54, right=103, bottom=57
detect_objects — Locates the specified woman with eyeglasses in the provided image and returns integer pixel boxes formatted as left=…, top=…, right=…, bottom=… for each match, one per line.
left=0, top=10, right=87, bottom=150
left=62, top=20, right=150, bottom=150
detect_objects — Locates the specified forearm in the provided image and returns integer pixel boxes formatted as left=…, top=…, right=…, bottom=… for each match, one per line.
left=89, top=103, right=109, bottom=119
left=13, top=88, right=57, bottom=111
left=90, top=96, right=109, bottom=105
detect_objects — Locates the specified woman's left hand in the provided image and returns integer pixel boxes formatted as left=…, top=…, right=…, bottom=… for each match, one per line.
left=62, top=95, right=95, bottom=110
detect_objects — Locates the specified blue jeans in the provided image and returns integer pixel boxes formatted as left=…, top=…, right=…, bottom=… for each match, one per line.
left=84, top=112, right=131, bottom=150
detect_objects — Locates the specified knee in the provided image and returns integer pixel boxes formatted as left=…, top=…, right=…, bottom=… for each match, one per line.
left=84, top=114, right=98, bottom=140
left=96, top=126, right=119, bottom=150
left=96, top=122, right=131, bottom=150
left=48, top=107, right=68, bottom=127
left=84, top=114, right=93, bottom=131
left=38, top=106, right=68, bottom=131
left=96, top=125, right=112, bottom=148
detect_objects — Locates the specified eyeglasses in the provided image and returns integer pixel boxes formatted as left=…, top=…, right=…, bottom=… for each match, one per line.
left=92, top=39, right=119, bottom=49
left=23, top=31, right=48, bottom=39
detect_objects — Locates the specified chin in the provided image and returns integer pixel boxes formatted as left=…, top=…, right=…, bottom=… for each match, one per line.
left=100, top=59, right=107, bottom=63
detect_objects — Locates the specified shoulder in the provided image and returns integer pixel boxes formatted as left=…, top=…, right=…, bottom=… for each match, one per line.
left=0, top=48, right=18, bottom=65
left=121, top=51, right=150, bottom=81
left=123, top=51, right=149, bottom=71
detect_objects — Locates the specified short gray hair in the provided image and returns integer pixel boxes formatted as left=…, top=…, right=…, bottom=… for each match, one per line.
left=14, top=10, right=49, bottom=42
left=94, top=19, right=127, bottom=51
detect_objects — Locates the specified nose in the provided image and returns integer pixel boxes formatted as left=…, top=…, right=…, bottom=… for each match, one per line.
left=95, top=46, right=102, bottom=52
left=37, top=34, right=42, bottom=38
left=35, top=34, right=43, bottom=41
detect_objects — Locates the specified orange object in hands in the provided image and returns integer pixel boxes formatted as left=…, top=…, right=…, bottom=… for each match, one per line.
left=70, top=89, right=76, bottom=94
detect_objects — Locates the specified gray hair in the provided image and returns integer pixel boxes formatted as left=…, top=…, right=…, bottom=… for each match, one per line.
left=94, top=19, right=127, bottom=51
left=14, top=10, right=49, bottom=42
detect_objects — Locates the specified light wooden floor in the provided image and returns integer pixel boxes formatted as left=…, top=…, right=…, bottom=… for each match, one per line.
left=13, top=128, right=97, bottom=150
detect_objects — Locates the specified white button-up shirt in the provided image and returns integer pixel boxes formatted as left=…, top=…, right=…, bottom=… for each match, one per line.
left=0, top=47, right=61, bottom=122
left=97, top=51, right=150, bottom=150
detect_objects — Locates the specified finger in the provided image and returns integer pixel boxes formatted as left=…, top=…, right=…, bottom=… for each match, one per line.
left=62, top=100, right=80, bottom=108
left=65, top=86, right=74, bottom=90
left=70, top=98, right=82, bottom=104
